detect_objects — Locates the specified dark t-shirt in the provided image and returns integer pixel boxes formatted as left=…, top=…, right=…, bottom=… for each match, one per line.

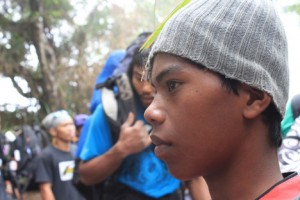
left=35, top=145, right=85, bottom=200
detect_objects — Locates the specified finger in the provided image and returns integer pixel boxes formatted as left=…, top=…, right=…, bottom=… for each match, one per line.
left=134, top=120, right=144, bottom=128
left=145, top=135, right=152, bottom=145
left=122, top=112, right=135, bottom=127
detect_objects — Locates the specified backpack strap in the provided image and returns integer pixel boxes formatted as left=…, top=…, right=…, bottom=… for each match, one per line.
left=102, top=87, right=118, bottom=121
left=101, top=74, right=136, bottom=143
left=291, top=94, right=300, bottom=120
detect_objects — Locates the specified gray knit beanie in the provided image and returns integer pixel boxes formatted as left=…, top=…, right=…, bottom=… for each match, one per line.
left=147, top=0, right=289, bottom=117
left=42, top=110, right=73, bottom=131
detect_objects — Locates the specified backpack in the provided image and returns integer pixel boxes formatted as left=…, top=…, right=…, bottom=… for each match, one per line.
left=98, top=73, right=136, bottom=143
left=73, top=32, right=153, bottom=199
left=72, top=158, right=104, bottom=200
left=0, top=125, right=49, bottom=199
left=12, top=125, right=49, bottom=194
left=72, top=73, right=136, bottom=200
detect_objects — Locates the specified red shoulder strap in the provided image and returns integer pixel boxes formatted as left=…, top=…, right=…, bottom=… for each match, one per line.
left=260, top=175, right=300, bottom=199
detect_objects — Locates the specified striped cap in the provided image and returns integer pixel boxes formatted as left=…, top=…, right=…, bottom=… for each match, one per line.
left=147, top=0, right=289, bottom=117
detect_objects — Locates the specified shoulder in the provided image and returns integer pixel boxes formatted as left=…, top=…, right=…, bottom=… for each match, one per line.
left=39, top=145, right=52, bottom=155
left=42, top=145, right=56, bottom=153
left=38, top=145, right=56, bottom=160
left=258, top=172, right=300, bottom=199
left=89, top=104, right=111, bottom=130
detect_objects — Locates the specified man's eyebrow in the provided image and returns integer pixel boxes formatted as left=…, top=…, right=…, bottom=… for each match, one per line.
left=154, top=64, right=183, bottom=84
left=133, top=70, right=143, bottom=76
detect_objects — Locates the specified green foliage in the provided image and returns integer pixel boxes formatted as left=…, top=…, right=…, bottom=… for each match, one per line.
left=0, top=108, right=40, bottom=131
left=8, top=33, right=26, bottom=61
left=141, top=0, right=191, bottom=50
left=0, top=0, right=185, bottom=129
left=288, top=3, right=300, bottom=15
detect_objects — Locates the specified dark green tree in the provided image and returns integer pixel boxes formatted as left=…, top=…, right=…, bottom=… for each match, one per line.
left=0, top=0, right=181, bottom=130
left=288, top=2, right=300, bottom=15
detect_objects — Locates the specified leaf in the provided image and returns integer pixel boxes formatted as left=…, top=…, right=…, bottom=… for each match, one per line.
left=287, top=4, right=300, bottom=15
left=140, top=0, right=191, bottom=50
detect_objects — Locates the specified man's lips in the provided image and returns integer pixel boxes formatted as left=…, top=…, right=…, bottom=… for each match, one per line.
left=141, top=94, right=154, bottom=101
left=150, top=134, right=166, bottom=146
left=150, top=134, right=172, bottom=157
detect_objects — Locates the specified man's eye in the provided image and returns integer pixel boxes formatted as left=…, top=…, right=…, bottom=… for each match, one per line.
left=135, top=75, right=142, bottom=81
left=166, top=80, right=179, bottom=92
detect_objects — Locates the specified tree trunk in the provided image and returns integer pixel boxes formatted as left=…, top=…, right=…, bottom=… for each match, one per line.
left=29, top=0, right=64, bottom=112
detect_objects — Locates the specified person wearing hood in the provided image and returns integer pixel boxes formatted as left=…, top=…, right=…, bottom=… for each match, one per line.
left=79, top=32, right=182, bottom=200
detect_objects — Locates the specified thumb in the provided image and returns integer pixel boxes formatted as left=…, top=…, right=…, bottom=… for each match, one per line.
left=122, top=112, right=135, bottom=127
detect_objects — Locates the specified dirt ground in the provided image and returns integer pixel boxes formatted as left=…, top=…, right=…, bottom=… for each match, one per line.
left=22, top=191, right=41, bottom=200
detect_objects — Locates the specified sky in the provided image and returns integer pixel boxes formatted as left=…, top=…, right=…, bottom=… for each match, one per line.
left=275, top=0, right=300, bottom=100
left=0, top=0, right=300, bottom=110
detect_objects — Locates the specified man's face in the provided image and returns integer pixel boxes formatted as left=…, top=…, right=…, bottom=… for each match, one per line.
left=53, top=119, right=76, bottom=143
left=131, top=65, right=155, bottom=107
left=144, top=53, right=247, bottom=180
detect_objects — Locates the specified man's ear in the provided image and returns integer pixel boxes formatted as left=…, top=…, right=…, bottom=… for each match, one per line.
left=48, top=128, right=57, bottom=137
left=241, top=85, right=271, bottom=119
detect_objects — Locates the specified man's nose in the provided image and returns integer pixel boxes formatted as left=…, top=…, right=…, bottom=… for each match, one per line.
left=144, top=99, right=165, bottom=126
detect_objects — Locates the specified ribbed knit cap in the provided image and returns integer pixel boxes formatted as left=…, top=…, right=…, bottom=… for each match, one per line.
left=147, top=0, right=289, bottom=117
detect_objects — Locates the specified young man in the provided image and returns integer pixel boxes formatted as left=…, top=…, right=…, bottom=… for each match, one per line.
left=78, top=33, right=182, bottom=200
left=35, top=110, right=85, bottom=200
left=144, top=0, right=300, bottom=199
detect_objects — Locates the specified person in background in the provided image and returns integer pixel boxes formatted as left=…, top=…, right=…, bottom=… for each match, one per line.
left=0, top=132, right=21, bottom=200
left=89, top=50, right=126, bottom=114
left=35, top=110, right=85, bottom=200
left=79, top=32, right=182, bottom=200
left=70, top=114, right=89, bottom=158
left=73, top=114, right=89, bottom=144
left=76, top=50, right=125, bottom=159
left=71, top=51, right=126, bottom=200
left=144, top=0, right=300, bottom=199
left=281, top=94, right=300, bottom=137
left=278, top=94, right=300, bottom=173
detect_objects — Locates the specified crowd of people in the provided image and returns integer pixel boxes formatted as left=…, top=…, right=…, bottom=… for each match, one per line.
left=1, top=0, right=300, bottom=199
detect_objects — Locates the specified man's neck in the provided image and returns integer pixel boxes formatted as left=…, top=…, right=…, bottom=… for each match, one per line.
left=205, top=143, right=282, bottom=199
left=52, top=138, right=70, bottom=152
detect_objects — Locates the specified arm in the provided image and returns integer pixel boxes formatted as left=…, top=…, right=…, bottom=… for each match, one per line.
left=5, top=180, right=13, bottom=196
left=39, top=183, right=55, bottom=200
left=79, top=112, right=151, bottom=185
left=5, top=180, right=21, bottom=200
left=186, top=177, right=211, bottom=200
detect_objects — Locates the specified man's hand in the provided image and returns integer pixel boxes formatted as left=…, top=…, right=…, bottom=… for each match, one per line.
left=117, top=112, right=151, bottom=156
